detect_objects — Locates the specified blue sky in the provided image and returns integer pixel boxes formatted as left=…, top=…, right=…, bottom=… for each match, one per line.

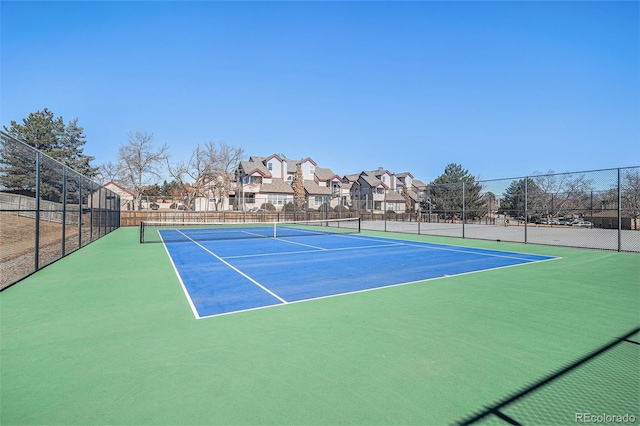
left=1, top=1, right=638, bottom=183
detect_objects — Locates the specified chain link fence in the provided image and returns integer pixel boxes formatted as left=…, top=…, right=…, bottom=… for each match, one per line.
left=119, top=167, right=639, bottom=253
left=369, top=167, right=640, bottom=253
left=0, top=131, right=121, bottom=289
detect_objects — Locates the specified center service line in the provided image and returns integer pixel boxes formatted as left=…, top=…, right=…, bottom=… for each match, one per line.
left=176, top=230, right=288, bottom=304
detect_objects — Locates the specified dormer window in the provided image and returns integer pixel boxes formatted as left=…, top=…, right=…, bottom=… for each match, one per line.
left=267, top=162, right=273, bottom=171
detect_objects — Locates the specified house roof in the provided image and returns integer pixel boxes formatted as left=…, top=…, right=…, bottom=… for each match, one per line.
left=591, top=211, right=634, bottom=219
left=396, top=172, right=414, bottom=179
left=104, top=181, right=134, bottom=196
left=238, top=160, right=271, bottom=178
left=385, top=191, right=406, bottom=202
left=304, top=181, right=332, bottom=195
left=360, top=173, right=389, bottom=189
left=259, top=179, right=294, bottom=194
left=315, top=166, right=340, bottom=182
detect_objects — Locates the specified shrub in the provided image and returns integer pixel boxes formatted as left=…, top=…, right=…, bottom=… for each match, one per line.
left=261, top=203, right=276, bottom=212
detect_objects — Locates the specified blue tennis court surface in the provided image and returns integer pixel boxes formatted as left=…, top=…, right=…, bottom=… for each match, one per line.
left=160, top=231, right=558, bottom=319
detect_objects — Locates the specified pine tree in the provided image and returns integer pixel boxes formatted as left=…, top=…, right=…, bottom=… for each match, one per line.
left=428, top=163, right=484, bottom=221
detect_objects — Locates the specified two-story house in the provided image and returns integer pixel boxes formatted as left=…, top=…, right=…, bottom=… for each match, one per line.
left=232, top=153, right=426, bottom=213
left=235, top=154, right=347, bottom=211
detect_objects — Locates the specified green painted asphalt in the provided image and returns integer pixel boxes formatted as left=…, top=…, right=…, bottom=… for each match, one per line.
left=1, top=227, right=638, bottom=425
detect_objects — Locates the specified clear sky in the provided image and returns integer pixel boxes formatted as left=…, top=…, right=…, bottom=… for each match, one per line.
left=1, top=1, right=638, bottom=183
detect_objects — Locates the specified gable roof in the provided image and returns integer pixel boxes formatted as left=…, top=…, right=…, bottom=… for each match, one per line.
left=104, top=181, right=133, bottom=196
left=315, top=166, right=340, bottom=182
left=360, top=173, right=389, bottom=189
left=238, top=160, right=271, bottom=177
left=259, top=179, right=294, bottom=194
left=303, top=181, right=332, bottom=195
left=395, top=172, right=414, bottom=179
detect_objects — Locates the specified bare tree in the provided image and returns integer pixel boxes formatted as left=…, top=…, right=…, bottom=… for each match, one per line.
left=96, top=161, right=122, bottom=185
left=292, top=163, right=305, bottom=210
left=532, top=170, right=594, bottom=217
left=622, top=168, right=640, bottom=229
left=168, top=141, right=244, bottom=211
left=118, top=131, right=169, bottom=210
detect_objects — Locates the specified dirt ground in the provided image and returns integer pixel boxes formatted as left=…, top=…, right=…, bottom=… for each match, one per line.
left=0, top=213, right=85, bottom=289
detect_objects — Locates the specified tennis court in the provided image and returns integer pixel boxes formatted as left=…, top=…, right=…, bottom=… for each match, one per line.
left=1, top=225, right=638, bottom=425
left=151, top=219, right=557, bottom=319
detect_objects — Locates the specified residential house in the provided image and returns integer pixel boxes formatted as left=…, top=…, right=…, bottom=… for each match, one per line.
left=231, top=153, right=425, bottom=214
left=395, top=172, right=428, bottom=214
left=104, top=181, right=134, bottom=211
left=348, top=168, right=410, bottom=213
left=590, top=211, right=638, bottom=230
left=234, top=154, right=348, bottom=211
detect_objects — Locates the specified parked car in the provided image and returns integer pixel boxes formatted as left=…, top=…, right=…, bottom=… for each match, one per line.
left=572, top=221, right=593, bottom=228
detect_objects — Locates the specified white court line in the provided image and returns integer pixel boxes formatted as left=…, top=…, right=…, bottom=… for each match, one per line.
left=159, top=230, right=202, bottom=319
left=223, top=241, right=405, bottom=259
left=176, top=230, right=289, bottom=305
left=339, top=233, right=561, bottom=262
left=274, top=238, right=327, bottom=250
left=196, top=255, right=556, bottom=320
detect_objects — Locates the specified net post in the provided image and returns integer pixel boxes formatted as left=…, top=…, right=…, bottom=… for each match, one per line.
left=140, top=221, right=145, bottom=243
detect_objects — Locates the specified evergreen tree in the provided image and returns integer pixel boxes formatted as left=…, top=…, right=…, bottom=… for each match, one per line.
left=1, top=109, right=96, bottom=196
left=499, top=177, right=540, bottom=218
left=1, top=109, right=65, bottom=196
left=428, top=163, right=484, bottom=220
left=58, top=118, right=96, bottom=177
left=4, top=108, right=64, bottom=152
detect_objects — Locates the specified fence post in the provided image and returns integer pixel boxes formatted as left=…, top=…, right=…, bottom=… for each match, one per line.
left=618, top=168, right=622, bottom=252
left=34, top=151, right=41, bottom=271
left=462, top=182, right=466, bottom=239
left=78, top=178, right=83, bottom=248
left=62, top=168, right=67, bottom=257
left=524, top=177, right=528, bottom=244
left=384, top=189, right=387, bottom=232
left=89, top=181, right=94, bottom=242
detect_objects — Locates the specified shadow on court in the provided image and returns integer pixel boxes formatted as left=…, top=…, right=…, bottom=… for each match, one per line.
left=457, top=327, right=640, bottom=425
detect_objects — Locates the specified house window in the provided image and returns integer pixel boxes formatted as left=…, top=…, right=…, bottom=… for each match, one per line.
left=314, top=196, right=323, bottom=206
left=246, top=193, right=255, bottom=204
left=267, top=162, right=273, bottom=171
left=267, top=193, right=289, bottom=206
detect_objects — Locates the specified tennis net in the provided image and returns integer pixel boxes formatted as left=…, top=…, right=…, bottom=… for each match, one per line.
left=140, top=217, right=361, bottom=243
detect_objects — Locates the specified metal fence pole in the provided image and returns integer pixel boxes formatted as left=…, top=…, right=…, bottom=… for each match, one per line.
left=62, top=168, right=67, bottom=257
left=462, top=182, right=466, bottom=239
left=78, top=177, right=83, bottom=248
left=34, top=151, right=41, bottom=271
left=524, top=177, right=528, bottom=244
left=384, top=189, right=387, bottom=232
left=89, top=181, right=94, bottom=242
left=618, top=168, right=622, bottom=252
